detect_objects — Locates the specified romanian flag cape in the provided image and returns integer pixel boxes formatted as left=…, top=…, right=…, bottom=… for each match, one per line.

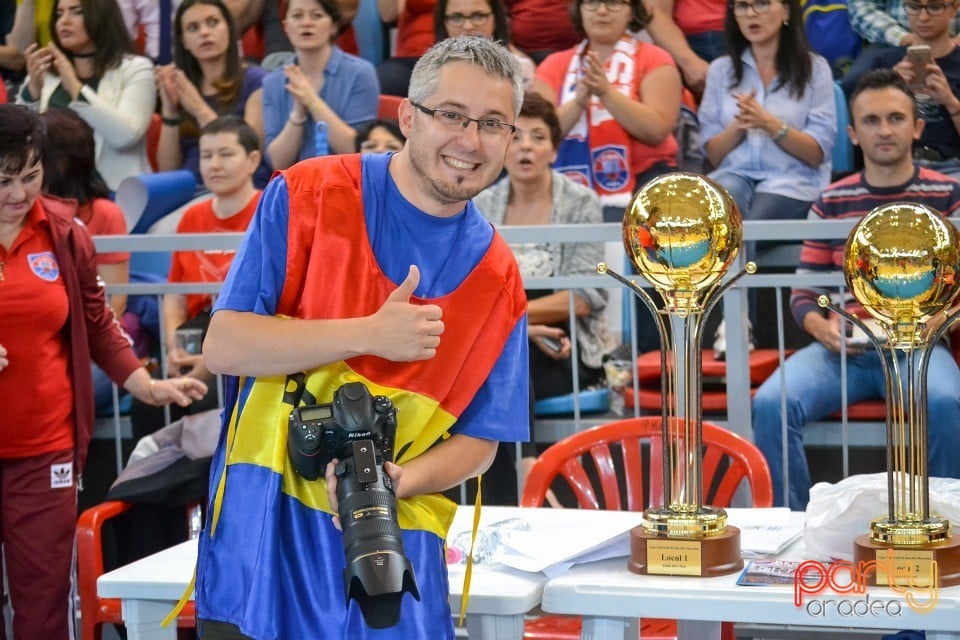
left=195, top=154, right=527, bottom=639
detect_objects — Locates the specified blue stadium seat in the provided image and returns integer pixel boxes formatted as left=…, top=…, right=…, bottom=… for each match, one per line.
left=832, top=82, right=854, bottom=174
left=534, top=388, right=610, bottom=416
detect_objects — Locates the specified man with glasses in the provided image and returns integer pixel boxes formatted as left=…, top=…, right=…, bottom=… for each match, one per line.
left=843, top=0, right=960, bottom=178
left=194, top=35, right=529, bottom=640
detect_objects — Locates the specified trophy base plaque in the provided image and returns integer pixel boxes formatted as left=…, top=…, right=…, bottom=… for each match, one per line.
left=853, top=534, right=960, bottom=587
left=628, top=526, right=743, bottom=577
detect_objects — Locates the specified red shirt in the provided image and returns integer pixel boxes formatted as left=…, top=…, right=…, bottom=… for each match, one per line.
left=506, top=0, right=580, bottom=53
left=337, top=25, right=358, bottom=56
left=77, top=198, right=129, bottom=266
left=673, top=0, right=725, bottom=36
left=395, top=0, right=435, bottom=57
left=168, top=192, right=260, bottom=319
left=536, top=41, right=680, bottom=176
left=0, top=201, right=74, bottom=457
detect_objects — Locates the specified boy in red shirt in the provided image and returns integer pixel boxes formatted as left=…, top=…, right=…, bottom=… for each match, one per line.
left=163, top=115, right=263, bottom=384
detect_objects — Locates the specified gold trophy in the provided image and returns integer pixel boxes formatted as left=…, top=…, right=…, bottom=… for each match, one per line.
left=819, top=202, right=960, bottom=587
left=598, top=173, right=755, bottom=576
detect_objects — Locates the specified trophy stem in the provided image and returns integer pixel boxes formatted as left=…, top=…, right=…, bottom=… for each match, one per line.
left=820, top=299, right=953, bottom=546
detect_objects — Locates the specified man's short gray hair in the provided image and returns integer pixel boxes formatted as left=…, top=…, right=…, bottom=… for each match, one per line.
left=407, top=36, right=524, bottom=118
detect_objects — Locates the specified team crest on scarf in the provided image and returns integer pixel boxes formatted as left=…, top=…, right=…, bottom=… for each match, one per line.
left=591, top=145, right=630, bottom=191
left=28, top=251, right=60, bottom=282
left=560, top=165, right=592, bottom=189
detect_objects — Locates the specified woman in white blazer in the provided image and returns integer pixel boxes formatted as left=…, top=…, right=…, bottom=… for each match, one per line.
left=18, top=0, right=155, bottom=191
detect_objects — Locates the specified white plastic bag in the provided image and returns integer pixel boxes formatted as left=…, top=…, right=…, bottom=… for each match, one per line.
left=804, top=473, right=960, bottom=561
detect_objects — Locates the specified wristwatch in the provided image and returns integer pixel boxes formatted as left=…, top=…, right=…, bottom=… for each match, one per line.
left=772, top=121, right=789, bottom=142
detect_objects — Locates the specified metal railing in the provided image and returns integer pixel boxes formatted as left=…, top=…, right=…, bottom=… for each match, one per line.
left=93, top=218, right=960, bottom=501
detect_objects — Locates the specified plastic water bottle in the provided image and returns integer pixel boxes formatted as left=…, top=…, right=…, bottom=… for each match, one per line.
left=314, top=121, right=329, bottom=157
left=447, top=518, right=531, bottom=565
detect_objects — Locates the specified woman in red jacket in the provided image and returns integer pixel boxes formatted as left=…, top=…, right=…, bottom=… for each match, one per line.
left=0, top=104, right=207, bottom=639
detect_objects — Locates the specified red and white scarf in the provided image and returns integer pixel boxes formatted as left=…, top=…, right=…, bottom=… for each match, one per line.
left=554, top=37, right=640, bottom=208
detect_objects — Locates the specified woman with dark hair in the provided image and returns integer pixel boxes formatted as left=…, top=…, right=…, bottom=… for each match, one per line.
left=533, top=0, right=682, bottom=220
left=434, top=0, right=536, bottom=88
left=355, top=118, right=406, bottom=153
left=699, top=0, right=835, bottom=228
left=156, top=0, right=271, bottom=188
left=17, top=0, right=155, bottom=190
left=474, top=93, right=614, bottom=500
left=0, top=104, right=206, bottom=640
left=262, top=0, right=379, bottom=170
left=40, top=107, right=133, bottom=415
left=40, top=108, right=128, bottom=317
left=434, top=0, right=509, bottom=42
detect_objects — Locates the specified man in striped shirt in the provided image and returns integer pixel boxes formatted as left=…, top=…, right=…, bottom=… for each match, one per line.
left=751, top=69, right=960, bottom=509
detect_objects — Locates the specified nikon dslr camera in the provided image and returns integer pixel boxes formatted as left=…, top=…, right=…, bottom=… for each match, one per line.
left=287, top=382, right=420, bottom=629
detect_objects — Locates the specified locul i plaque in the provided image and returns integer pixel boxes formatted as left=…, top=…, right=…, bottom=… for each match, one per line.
left=598, top=173, right=755, bottom=577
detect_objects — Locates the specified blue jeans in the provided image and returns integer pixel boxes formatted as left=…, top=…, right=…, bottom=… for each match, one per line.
left=709, top=173, right=813, bottom=223
left=686, top=30, right=725, bottom=63
left=751, top=342, right=960, bottom=509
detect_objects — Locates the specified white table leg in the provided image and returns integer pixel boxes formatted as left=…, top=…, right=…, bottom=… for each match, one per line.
left=464, top=613, right=524, bottom=639
left=580, top=616, right=638, bottom=640
left=119, top=599, right=178, bottom=640
left=677, top=620, right=721, bottom=640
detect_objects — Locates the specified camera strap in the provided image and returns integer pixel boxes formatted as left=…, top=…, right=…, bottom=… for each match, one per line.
left=458, top=475, right=485, bottom=626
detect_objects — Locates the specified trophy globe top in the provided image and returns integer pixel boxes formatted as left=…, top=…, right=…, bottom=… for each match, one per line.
left=623, top=173, right=741, bottom=314
left=844, top=203, right=960, bottom=343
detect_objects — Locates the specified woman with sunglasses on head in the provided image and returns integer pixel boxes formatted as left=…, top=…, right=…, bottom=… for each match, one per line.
left=155, top=0, right=271, bottom=189
left=262, top=0, right=379, bottom=170
left=434, top=0, right=537, bottom=88
left=17, top=0, right=155, bottom=191
left=533, top=0, right=682, bottom=221
left=698, top=0, right=835, bottom=235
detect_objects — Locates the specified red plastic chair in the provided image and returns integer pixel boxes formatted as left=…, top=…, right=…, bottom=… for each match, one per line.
left=377, top=94, right=403, bottom=120
left=77, top=500, right=197, bottom=640
left=625, top=349, right=783, bottom=413
left=520, top=417, right=773, bottom=640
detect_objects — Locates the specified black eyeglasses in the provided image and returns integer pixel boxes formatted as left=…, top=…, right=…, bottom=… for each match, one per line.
left=444, top=11, right=493, bottom=26
left=580, top=0, right=630, bottom=12
left=410, top=102, right=516, bottom=136
left=730, top=0, right=778, bottom=15
left=903, top=1, right=951, bottom=15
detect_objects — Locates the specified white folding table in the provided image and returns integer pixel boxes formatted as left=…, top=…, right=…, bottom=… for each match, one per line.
left=541, top=528, right=960, bottom=640
left=96, top=505, right=550, bottom=640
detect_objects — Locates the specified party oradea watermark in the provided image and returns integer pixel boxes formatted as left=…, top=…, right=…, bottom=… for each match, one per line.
left=794, top=551, right=939, bottom=617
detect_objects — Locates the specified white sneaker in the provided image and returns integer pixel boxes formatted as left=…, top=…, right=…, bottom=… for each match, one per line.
left=712, top=319, right=755, bottom=361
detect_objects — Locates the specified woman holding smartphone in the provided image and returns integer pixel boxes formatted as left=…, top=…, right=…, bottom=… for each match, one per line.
left=842, top=0, right=960, bottom=178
